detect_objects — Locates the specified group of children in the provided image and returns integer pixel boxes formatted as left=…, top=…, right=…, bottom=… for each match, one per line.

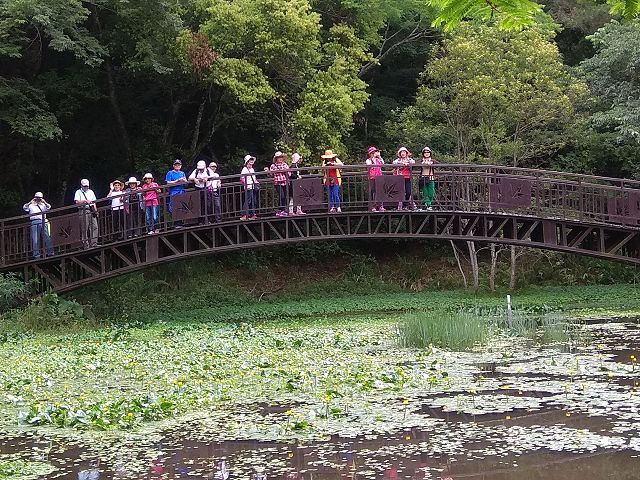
left=24, top=146, right=436, bottom=258
left=238, top=145, right=436, bottom=219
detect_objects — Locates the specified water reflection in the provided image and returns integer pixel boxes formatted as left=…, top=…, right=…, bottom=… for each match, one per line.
left=77, top=459, right=100, bottom=480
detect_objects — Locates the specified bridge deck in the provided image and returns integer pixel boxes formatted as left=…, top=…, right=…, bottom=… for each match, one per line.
left=2, top=165, right=639, bottom=292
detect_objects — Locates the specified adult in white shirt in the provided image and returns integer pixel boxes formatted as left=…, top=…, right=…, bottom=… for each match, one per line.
left=208, top=162, right=222, bottom=222
left=74, top=178, right=98, bottom=248
left=240, top=155, right=259, bottom=220
left=23, top=192, right=54, bottom=259
left=107, top=179, right=125, bottom=240
left=188, top=160, right=222, bottom=223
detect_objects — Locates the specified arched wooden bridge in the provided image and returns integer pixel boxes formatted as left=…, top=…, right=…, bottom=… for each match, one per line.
left=2, top=165, right=639, bottom=293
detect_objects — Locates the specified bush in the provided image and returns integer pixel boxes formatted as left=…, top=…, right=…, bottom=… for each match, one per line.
left=1, top=292, right=94, bottom=333
left=397, top=311, right=489, bottom=351
left=0, top=273, right=27, bottom=313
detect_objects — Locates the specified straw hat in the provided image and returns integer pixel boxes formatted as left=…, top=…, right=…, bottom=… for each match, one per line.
left=142, top=173, right=153, bottom=180
left=321, top=149, right=337, bottom=159
left=397, top=146, right=411, bottom=156
left=273, top=151, right=287, bottom=161
left=127, top=176, right=140, bottom=186
left=197, top=160, right=206, bottom=169
left=112, top=179, right=123, bottom=186
left=243, top=154, right=256, bottom=165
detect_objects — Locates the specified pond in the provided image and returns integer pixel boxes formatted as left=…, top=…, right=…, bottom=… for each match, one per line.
left=0, top=318, right=638, bottom=479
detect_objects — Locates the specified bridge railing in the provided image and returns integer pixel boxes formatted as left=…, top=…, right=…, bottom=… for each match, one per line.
left=1, top=164, right=638, bottom=266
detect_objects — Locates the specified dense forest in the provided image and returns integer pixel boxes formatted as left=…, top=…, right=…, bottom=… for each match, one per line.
left=2, top=0, right=640, bottom=215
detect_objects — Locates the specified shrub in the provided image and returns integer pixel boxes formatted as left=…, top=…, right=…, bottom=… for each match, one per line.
left=2, top=292, right=94, bottom=333
left=0, top=273, right=27, bottom=313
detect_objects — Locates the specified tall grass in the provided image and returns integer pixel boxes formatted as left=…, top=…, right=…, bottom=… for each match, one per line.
left=397, top=311, right=489, bottom=351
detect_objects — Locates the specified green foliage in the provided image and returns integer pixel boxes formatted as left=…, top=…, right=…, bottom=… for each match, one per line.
left=0, top=0, right=103, bottom=64
left=208, top=58, right=276, bottom=105
left=580, top=20, right=640, bottom=143
left=0, top=456, right=55, bottom=480
left=427, top=0, right=640, bottom=32
left=387, top=22, right=586, bottom=166
left=0, top=273, right=27, bottom=313
left=0, top=79, right=61, bottom=140
left=398, top=310, right=489, bottom=350
left=427, top=0, right=544, bottom=31
left=2, top=292, right=92, bottom=333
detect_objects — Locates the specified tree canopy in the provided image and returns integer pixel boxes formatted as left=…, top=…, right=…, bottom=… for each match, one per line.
left=1, top=0, right=640, bottom=214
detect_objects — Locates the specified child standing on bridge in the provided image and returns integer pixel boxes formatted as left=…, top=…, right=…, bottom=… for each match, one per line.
left=142, top=173, right=161, bottom=234
left=393, top=147, right=415, bottom=211
left=365, top=146, right=385, bottom=212
left=268, top=151, right=290, bottom=217
left=418, top=147, right=436, bottom=211
left=322, top=150, right=344, bottom=213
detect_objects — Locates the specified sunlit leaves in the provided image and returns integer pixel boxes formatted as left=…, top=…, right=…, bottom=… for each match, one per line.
left=427, top=0, right=544, bottom=31
left=427, top=0, right=640, bottom=31
left=207, top=58, right=276, bottom=105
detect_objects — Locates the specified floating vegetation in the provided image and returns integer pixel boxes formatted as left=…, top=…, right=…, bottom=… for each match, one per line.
left=0, top=295, right=638, bottom=478
left=0, top=455, right=55, bottom=480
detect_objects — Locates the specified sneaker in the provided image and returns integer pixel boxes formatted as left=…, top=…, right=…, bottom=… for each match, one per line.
left=296, top=208, right=306, bottom=215
left=147, top=231, right=155, bottom=235
left=329, top=207, right=336, bottom=213
left=250, top=215, right=258, bottom=220
left=154, top=229, right=160, bottom=234
left=337, top=207, right=342, bottom=213
left=379, top=206, right=386, bottom=212
left=427, top=207, right=433, bottom=211
left=371, top=208, right=378, bottom=213
left=240, top=215, right=248, bottom=221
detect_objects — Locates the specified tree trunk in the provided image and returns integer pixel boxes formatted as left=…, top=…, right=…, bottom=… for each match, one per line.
left=450, top=240, right=468, bottom=289
left=489, top=243, right=498, bottom=292
left=467, top=241, right=479, bottom=291
left=190, top=96, right=207, bottom=158
left=509, top=245, right=517, bottom=290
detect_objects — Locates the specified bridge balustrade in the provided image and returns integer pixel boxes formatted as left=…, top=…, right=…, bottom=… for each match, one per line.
left=1, top=165, right=639, bottom=269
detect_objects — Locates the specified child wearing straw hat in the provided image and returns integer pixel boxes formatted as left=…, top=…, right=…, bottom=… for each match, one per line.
left=321, top=149, right=344, bottom=213
left=107, top=179, right=126, bottom=240
left=141, top=173, right=161, bottom=234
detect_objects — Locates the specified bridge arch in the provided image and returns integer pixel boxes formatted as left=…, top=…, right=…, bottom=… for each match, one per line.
left=1, top=165, right=639, bottom=293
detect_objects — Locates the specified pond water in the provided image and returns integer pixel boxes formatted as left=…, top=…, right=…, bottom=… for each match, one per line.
left=1, top=319, right=639, bottom=480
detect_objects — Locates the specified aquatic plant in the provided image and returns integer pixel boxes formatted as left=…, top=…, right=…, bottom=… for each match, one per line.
left=397, top=311, right=489, bottom=350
